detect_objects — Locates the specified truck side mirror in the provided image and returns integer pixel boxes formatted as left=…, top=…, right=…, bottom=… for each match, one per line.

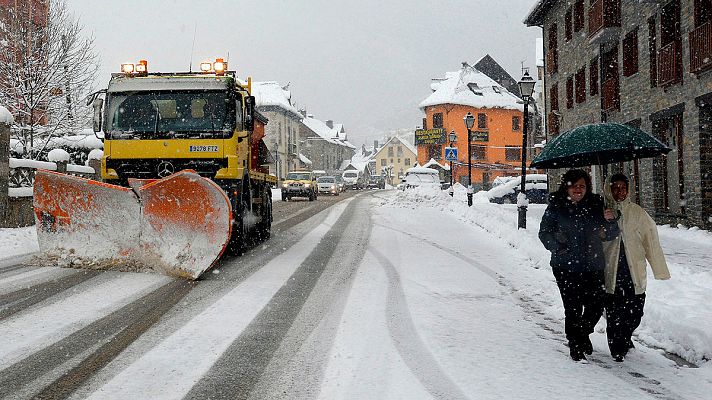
left=244, top=95, right=255, bottom=131
left=92, top=98, right=104, bottom=139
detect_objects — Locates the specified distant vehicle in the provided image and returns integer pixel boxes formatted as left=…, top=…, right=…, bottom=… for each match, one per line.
left=342, top=170, right=364, bottom=190
left=400, top=167, right=443, bottom=190
left=317, top=176, right=340, bottom=196
left=282, top=170, right=318, bottom=201
left=491, top=175, right=518, bottom=188
left=487, top=174, right=548, bottom=204
left=367, top=175, right=386, bottom=189
left=312, top=170, right=327, bottom=179
left=334, top=174, right=346, bottom=192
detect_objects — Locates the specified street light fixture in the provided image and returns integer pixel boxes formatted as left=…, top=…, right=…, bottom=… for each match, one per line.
left=448, top=129, right=457, bottom=197
left=463, top=112, right=475, bottom=206
left=517, top=69, right=536, bottom=229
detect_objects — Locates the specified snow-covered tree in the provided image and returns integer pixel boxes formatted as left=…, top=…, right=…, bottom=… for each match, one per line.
left=0, top=0, right=100, bottom=158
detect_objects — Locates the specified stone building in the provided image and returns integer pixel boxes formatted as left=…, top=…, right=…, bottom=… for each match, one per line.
left=252, top=81, right=303, bottom=180
left=525, top=0, right=712, bottom=229
left=371, top=136, right=417, bottom=186
left=298, top=113, right=356, bottom=174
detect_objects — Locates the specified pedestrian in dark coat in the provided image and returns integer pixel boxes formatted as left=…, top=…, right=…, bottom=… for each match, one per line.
left=539, top=169, right=619, bottom=361
left=602, top=173, right=670, bottom=362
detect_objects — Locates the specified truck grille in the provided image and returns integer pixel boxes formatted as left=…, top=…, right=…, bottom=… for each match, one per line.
left=107, top=158, right=227, bottom=180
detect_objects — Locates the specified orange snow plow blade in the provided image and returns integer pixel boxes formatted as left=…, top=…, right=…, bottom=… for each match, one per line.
left=33, top=170, right=232, bottom=279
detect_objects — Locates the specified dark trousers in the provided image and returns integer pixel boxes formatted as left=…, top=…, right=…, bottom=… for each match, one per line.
left=606, top=291, right=646, bottom=355
left=553, top=268, right=606, bottom=350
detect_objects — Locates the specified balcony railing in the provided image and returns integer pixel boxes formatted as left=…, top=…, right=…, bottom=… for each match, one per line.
left=658, top=39, right=683, bottom=86
left=690, top=22, right=712, bottom=73
left=602, top=77, right=620, bottom=111
left=546, top=50, right=558, bottom=74
left=588, top=0, right=621, bottom=38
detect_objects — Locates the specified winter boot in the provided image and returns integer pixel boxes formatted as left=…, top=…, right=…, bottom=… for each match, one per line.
left=582, top=336, right=593, bottom=355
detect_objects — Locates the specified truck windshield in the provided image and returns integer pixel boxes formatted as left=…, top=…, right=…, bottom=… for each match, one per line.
left=106, top=90, right=236, bottom=139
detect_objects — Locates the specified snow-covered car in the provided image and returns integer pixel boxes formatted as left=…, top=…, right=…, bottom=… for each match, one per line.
left=487, top=174, right=548, bottom=204
left=317, top=176, right=340, bottom=195
left=342, top=170, right=364, bottom=190
left=400, top=167, right=443, bottom=190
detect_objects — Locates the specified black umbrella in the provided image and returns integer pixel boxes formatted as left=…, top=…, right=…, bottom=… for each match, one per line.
left=530, top=123, right=671, bottom=169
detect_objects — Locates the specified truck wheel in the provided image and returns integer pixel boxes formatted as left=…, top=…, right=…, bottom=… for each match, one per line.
left=258, top=185, right=272, bottom=240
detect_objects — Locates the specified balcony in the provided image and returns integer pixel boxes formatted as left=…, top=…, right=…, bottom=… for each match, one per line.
left=658, top=39, right=683, bottom=86
left=546, top=50, right=558, bottom=74
left=588, top=0, right=621, bottom=45
left=690, top=22, right=712, bottom=74
left=602, top=77, right=620, bottom=111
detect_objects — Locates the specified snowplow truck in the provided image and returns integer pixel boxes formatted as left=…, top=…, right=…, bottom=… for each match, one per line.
left=33, top=59, right=277, bottom=279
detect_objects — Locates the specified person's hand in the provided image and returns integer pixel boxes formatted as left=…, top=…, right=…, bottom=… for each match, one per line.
left=604, top=208, right=616, bottom=221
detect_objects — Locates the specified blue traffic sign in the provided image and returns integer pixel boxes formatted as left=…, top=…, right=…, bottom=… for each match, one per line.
left=444, top=147, right=458, bottom=161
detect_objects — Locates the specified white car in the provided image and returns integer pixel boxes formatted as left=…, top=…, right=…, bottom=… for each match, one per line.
left=401, top=167, right=443, bottom=190
left=317, top=176, right=339, bottom=196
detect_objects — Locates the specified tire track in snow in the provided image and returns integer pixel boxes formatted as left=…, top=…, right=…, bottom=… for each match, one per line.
left=0, top=270, right=100, bottom=321
left=185, top=197, right=360, bottom=400
left=375, top=223, right=686, bottom=400
left=368, top=247, right=470, bottom=400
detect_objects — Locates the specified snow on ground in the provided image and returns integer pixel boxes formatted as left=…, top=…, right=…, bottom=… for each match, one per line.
left=1, top=187, right=711, bottom=399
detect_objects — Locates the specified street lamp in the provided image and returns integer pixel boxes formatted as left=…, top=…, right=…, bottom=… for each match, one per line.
left=448, top=129, right=457, bottom=196
left=517, top=69, right=536, bottom=229
left=463, top=112, right=475, bottom=206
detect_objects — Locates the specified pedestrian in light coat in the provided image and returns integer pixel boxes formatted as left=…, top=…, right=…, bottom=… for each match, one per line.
left=539, top=169, right=619, bottom=361
left=602, top=173, right=670, bottom=362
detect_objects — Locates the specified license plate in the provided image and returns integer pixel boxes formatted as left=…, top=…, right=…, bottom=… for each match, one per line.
left=189, top=145, right=219, bottom=152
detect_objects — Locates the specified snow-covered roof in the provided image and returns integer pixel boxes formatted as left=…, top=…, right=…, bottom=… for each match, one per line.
left=299, top=153, right=312, bottom=165
left=252, top=81, right=300, bottom=117
left=302, top=115, right=356, bottom=149
left=0, top=105, right=13, bottom=125
left=422, top=158, right=450, bottom=171
left=420, top=64, right=524, bottom=111
left=406, top=166, right=439, bottom=175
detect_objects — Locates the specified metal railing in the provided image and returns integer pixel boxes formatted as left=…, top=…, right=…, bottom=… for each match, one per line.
left=658, top=39, right=682, bottom=86
left=690, top=22, right=712, bottom=73
left=8, top=158, right=98, bottom=196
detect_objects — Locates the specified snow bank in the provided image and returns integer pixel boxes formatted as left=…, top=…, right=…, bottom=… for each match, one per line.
left=47, top=149, right=71, bottom=162
left=0, top=105, right=13, bottom=125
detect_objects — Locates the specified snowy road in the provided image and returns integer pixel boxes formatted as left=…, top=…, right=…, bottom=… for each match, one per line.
left=0, top=189, right=711, bottom=399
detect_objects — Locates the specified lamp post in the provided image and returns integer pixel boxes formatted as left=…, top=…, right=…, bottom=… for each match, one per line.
left=448, top=129, right=457, bottom=196
left=517, top=69, right=536, bottom=229
left=463, top=112, right=475, bottom=206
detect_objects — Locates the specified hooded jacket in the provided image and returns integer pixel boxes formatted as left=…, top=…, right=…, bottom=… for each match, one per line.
left=602, top=175, right=670, bottom=294
left=539, top=191, right=619, bottom=272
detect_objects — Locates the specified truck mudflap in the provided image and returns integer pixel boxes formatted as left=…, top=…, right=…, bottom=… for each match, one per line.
left=33, top=169, right=232, bottom=280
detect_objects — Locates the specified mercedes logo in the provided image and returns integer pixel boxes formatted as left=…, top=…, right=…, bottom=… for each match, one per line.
left=156, top=161, right=175, bottom=178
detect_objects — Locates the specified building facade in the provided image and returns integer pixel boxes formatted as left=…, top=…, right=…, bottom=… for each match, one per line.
left=372, top=136, right=417, bottom=186
left=418, top=62, right=530, bottom=191
left=298, top=114, right=356, bottom=174
left=526, top=0, right=712, bottom=229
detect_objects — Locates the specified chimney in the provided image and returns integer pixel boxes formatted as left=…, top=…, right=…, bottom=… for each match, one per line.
left=326, top=120, right=333, bottom=129
left=374, top=140, right=378, bottom=150
left=299, top=108, right=307, bottom=118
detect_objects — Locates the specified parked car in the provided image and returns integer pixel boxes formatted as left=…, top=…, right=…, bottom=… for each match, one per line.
left=281, top=170, right=318, bottom=201
left=367, top=175, right=386, bottom=189
left=342, top=170, right=364, bottom=190
left=334, top=174, right=346, bottom=192
left=487, top=174, right=548, bottom=204
left=400, top=167, right=443, bottom=190
left=317, top=176, right=340, bottom=196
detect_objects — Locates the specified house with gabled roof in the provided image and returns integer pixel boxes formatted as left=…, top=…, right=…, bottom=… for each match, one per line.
left=371, top=135, right=417, bottom=186
left=298, top=112, right=356, bottom=174
left=418, top=61, right=533, bottom=190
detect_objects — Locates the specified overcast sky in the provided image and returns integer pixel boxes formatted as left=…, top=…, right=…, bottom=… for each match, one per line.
left=69, top=0, right=541, bottom=146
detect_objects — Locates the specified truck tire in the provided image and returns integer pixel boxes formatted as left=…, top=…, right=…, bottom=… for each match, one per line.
left=257, top=185, right=272, bottom=240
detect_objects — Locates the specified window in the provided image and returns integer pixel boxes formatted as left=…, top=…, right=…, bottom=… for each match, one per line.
left=623, top=29, right=639, bottom=76
left=422, top=117, right=427, bottom=130
left=471, top=144, right=486, bottom=160
left=566, top=76, right=574, bottom=109
left=575, top=67, right=586, bottom=104
left=381, top=159, right=386, bottom=166
left=652, top=113, right=685, bottom=215
left=550, top=83, right=559, bottom=111
left=573, top=0, right=585, bottom=32
left=548, top=23, right=558, bottom=73
left=505, top=146, right=521, bottom=161
left=648, top=16, right=657, bottom=87
left=565, top=8, right=573, bottom=41
left=590, top=56, right=599, bottom=95
left=477, top=113, right=487, bottom=129
left=427, top=145, right=442, bottom=160
left=512, top=116, right=520, bottom=131
left=433, top=113, right=443, bottom=128
left=388, top=146, right=394, bottom=157
left=397, top=146, right=403, bottom=156
left=404, top=158, right=411, bottom=166
left=695, top=0, right=712, bottom=27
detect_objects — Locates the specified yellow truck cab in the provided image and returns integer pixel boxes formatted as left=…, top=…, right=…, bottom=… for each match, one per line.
left=281, top=170, right=318, bottom=201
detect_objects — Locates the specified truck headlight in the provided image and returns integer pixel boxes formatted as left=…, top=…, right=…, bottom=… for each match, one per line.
left=304, top=183, right=311, bottom=187
left=282, top=182, right=288, bottom=188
